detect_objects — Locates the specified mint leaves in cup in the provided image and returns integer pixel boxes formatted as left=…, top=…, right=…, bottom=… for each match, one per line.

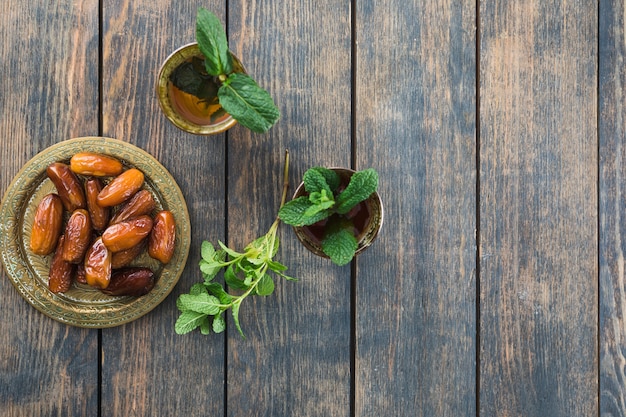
left=279, top=167, right=380, bottom=266
left=170, top=8, right=280, bottom=134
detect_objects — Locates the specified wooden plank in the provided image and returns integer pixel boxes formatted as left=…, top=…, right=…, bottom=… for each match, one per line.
left=355, top=1, right=477, bottom=416
left=100, top=1, right=227, bottom=415
left=479, top=1, right=598, bottom=416
left=599, top=0, right=626, bottom=415
left=0, top=0, right=99, bottom=416
left=225, top=1, right=353, bottom=416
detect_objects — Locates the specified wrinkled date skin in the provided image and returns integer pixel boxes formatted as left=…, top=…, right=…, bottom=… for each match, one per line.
left=97, top=168, right=144, bottom=207
left=46, top=162, right=86, bottom=211
left=75, top=263, right=87, bottom=285
left=49, top=236, right=75, bottom=293
left=84, top=237, right=112, bottom=289
left=70, top=152, right=123, bottom=177
left=110, top=189, right=156, bottom=225
left=102, top=215, right=153, bottom=253
left=62, top=209, right=93, bottom=263
left=111, top=241, right=146, bottom=269
left=100, top=267, right=155, bottom=296
left=30, top=193, right=64, bottom=256
left=85, top=178, right=110, bottom=230
left=149, top=210, right=176, bottom=264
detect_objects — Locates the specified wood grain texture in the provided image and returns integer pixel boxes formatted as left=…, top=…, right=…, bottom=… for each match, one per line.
left=226, top=1, right=353, bottom=416
left=479, top=1, right=598, bottom=416
left=599, top=0, right=626, bottom=416
left=100, top=1, right=228, bottom=415
left=355, top=1, right=477, bottom=416
left=0, top=1, right=99, bottom=416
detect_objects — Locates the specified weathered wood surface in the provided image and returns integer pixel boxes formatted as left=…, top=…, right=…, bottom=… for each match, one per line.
left=1, top=1, right=624, bottom=416
left=0, top=1, right=99, bottom=416
left=600, top=1, right=626, bottom=416
left=479, top=1, right=598, bottom=416
left=355, top=1, right=477, bottom=416
left=225, top=1, right=353, bottom=416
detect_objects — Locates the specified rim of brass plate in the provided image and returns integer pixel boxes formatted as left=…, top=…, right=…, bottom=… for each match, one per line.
left=156, top=42, right=238, bottom=135
left=292, top=167, right=384, bottom=259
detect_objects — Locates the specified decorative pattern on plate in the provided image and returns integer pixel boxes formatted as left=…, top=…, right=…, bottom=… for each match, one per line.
left=0, top=137, right=191, bottom=328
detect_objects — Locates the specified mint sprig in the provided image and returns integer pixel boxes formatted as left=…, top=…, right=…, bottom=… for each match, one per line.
left=279, top=167, right=379, bottom=266
left=172, top=8, right=280, bottom=133
left=175, top=151, right=294, bottom=338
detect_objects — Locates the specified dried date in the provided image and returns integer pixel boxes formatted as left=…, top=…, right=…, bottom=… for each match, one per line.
left=62, top=209, right=92, bottom=263
left=84, top=237, right=112, bottom=289
left=70, top=152, right=123, bottom=177
left=102, top=215, right=153, bottom=253
left=97, top=168, right=144, bottom=207
left=100, top=267, right=155, bottom=296
left=30, top=193, right=64, bottom=256
left=49, top=235, right=75, bottom=293
left=85, top=178, right=110, bottom=231
left=148, top=210, right=176, bottom=264
left=111, top=241, right=146, bottom=269
left=109, top=189, right=156, bottom=225
left=46, top=162, right=86, bottom=211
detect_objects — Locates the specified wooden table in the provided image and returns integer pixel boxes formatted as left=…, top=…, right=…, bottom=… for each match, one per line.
left=0, top=1, right=623, bottom=416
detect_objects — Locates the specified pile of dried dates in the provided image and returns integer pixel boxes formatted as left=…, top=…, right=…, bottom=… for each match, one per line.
left=29, top=152, right=176, bottom=297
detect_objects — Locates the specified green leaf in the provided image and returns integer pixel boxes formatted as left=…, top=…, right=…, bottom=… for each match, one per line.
left=321, top=227, right=358, bottom=266
left=199, top=259, right=223, bottom=281
left=189, top=283, right=208, bottom=295
left=275, top=271, right=298, bottom=281
left=175, top=311, right=207, bottom=334
left=212, top=313, right=226, bottom=333
left=178, top=293, right=221, bottom=315
left=267, top=260, right=288, bottom=272
left=335, top=169, right=379, bottom=214
left=303, top=169, right=333, bottom=195
left=200, top=316, right=212, bottom=335
left=218, top=72, right=280, bottom=133
left=201, top=241, right=216, bottom=262
left=218, top=241, right=243, bottom=259
left=205, top=282, right=234, bottom=304
left=231, top=302, right=245, bottom=338
left=278, top=196, right=331, bottom=226
left=256, top=274, right=275, bottom=296
left=224, top=265, right=250, bottom=290
left=168, top=59, right=218, bottom=101
left=196, top=8, right=232, bottom=76
left=303, top=196, right=335, bottom=218
left=310, top=167, right=340, bottom=192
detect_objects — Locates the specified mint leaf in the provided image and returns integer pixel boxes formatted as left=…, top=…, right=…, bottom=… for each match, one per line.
left=178, top=293, right=221, bottom=315
left=196, top=8, right=232, bottom=76
left=200, top=316, right=212, bottom=335
left=256, top=274, right=275, bottom=296
left=311, top=167, right=340, bottom=191
left=231, top=302, right=245, bottom=338
left=279, top=196, right=331, bottom=226
left=267, top=260, right=288, bottom=272
left=175, top=311, right=207, bottom=334
left=218, top=72, right=280, bottom=133
left=199, top=259, right=222, bottom=281
left=303, top=168, right=333, bottom=194
left=205, top=282, right=234, bottom=304
left=224, top=265, right=250, bottom=290
left=335, top=169, right=379, bottom=214
left=304, top=191, right=335, bottom=218
left=169, top=59, right=218, bottom=101
left=201, top=241, right=216, bottom=262
left=212, top=313, right=226, bottom=333
left=321, top=226, right=358, bottom=266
